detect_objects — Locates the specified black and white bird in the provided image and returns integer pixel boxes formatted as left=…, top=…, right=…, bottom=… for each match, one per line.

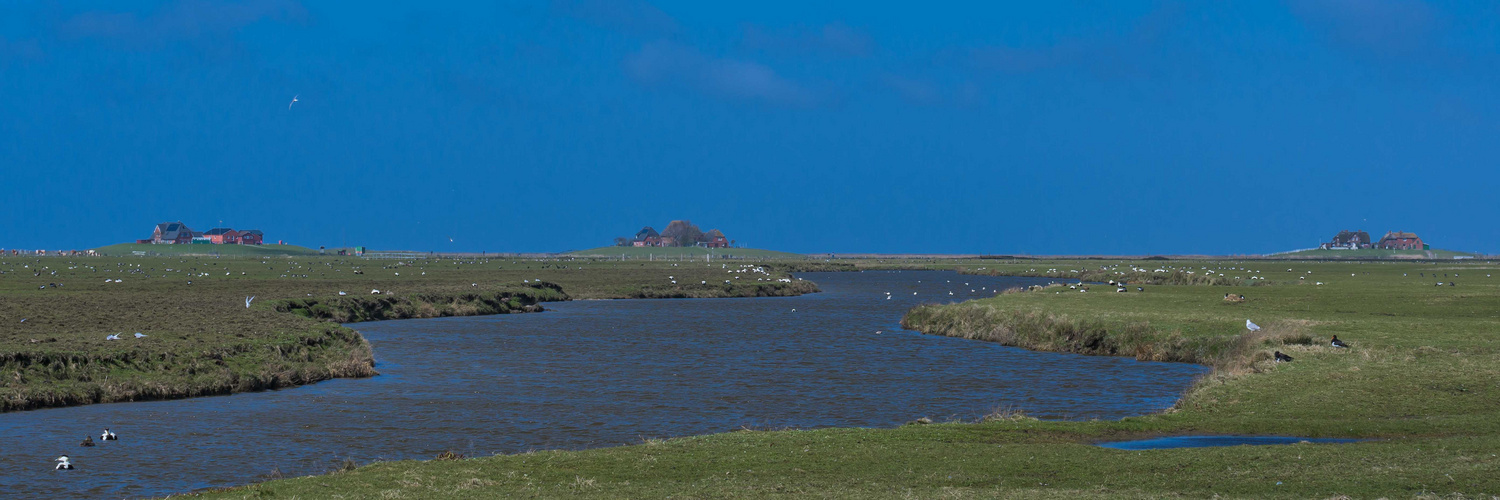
left=1274, top=351, right=1294, bottom=363
left=1330, top=335, right=1350, bottom=349
left=101, top=428, right=117, bottom=441
left=55, top=456, right=74, bottom=470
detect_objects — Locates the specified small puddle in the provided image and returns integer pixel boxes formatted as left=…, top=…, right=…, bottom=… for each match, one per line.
left=1097, top=435, right=1364, bottom=450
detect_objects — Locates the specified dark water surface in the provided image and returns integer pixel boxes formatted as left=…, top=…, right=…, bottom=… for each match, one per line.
left=1, top=271, right=1208, bottom=499
left=1097, top=436, right=1365, bottom=450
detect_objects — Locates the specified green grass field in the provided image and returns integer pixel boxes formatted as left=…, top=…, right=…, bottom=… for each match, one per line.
left=567, top=246, right=809, bottom=260
left=93, top=242, right=326, bottom=257
left=179, top=259, right=1500, bottom=499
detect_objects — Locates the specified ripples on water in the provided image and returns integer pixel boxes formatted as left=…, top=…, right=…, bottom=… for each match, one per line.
left=0, top=271, right=1208, bottom=498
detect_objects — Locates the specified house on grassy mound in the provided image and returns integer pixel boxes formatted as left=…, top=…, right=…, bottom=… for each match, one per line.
left=149, top=221, right=196, bottom=244
left=617, top=221, right=734, bottom=248
left=1375, top=231, right=1425, bottom=250
left=1319, top=230, right=1371, bottom=250
left=144, top=222, right=264, bottom=245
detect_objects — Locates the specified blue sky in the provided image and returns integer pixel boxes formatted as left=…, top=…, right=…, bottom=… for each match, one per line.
left=2, top=1, right=1496, bottom=254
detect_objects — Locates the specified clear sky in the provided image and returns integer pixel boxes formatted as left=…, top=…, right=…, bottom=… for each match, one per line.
left=2, top=1, right=1496, bottom=254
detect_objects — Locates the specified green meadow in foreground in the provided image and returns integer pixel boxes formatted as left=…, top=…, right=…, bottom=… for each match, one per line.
left=0, top=255, right=815, bottom=411
left=179, top=259, right=1500, bottom=499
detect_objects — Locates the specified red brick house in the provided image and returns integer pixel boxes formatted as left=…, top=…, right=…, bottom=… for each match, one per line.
left=203, top=228, right=242, bottom=244
left=632, top=226, right=663, bottom=247
left=704, top=229, right=730, bottom=248
left=1376, top=231, right=1424, bottom=250
left=239, top=230, right=265, bottom=245
left=152, top=222, right=195, bottom=244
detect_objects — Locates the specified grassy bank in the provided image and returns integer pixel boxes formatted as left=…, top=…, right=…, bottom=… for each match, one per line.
left=93, top=242, right=325, bottom=257
left=180, top=259, right=1500, bottom=498
left=1, top=257, right=816, bottom=412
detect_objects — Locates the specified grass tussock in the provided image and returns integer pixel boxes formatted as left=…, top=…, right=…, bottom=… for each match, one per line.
left=624, top=279, right=819, bottom=299
left=0, top=324, right=375, bottom=412
left=270, top=285, right=567, bottom=323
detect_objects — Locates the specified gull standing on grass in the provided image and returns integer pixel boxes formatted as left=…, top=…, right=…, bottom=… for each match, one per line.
left=1246, top=319, right=1261, bottom=332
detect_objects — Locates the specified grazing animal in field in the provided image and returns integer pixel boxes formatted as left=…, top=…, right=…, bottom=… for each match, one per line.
left=1331, top=336, right=1350, bottom=349
left=1246, top=320, right=1262, bottom=332
left=55, top=456, right=73, bottom=470
left=1274, top=351, right=1294, bottom=363
left=80, top=436, right=95, bottom=447
left=101, top=429, right=117, bottom=441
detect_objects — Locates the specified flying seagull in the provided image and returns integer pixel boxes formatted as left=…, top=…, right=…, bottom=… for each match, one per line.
left=245, top=296, right=255, bottom=308
left=288, top=94, right=299, bottom=110
left=1246, top=319, right=1261, bottom=332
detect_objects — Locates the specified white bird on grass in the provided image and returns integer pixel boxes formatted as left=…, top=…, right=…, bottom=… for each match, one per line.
left=134, top=333, right=147, bottom=338
left=245, top=296, right=255, bottom=308
left=1246, top=320, right=1261, bottom=331
left=338, top=291, right=347, bottom=296
left=288, top=94, right=299, bottom=110
left=105, top=334, right=120, bottom=341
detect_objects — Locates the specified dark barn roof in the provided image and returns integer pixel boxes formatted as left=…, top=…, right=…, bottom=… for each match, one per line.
left=154, top=221, right=192, bottom=240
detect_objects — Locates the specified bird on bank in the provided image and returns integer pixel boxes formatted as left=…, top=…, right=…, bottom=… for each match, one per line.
left=1331, top=336, right=1350, bottom=348
left=1246, top=320, right=1262, bottom=331
left=55, top=456, right=74, bottom=470
left=101, top=429, right=117, bottom=441
left=1274, top=351, right=1294, bottom=363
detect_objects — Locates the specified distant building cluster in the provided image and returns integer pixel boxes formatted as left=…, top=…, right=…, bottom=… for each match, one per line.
left=615, top=220, right=732, bottom=248
left=139, top=221, right=264, bottom=245
left=1320, top=230, right=1426, bottom=250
